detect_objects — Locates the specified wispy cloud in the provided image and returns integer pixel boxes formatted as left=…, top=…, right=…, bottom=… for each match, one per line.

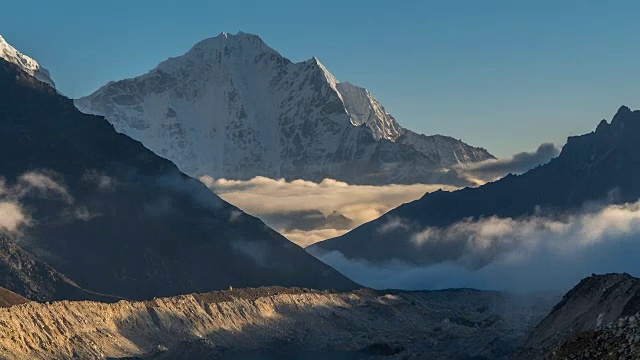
left=16, top=171, right=74, bottom=204
left=82, top=170, right=117, bottom=191
left=455, top=143, right=560, bottom=184
left=0, top=171, right=76, bottom=234
left=0, top=170, right=120, bottom=235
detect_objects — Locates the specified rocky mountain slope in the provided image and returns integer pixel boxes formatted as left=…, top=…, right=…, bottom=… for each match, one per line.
left=525, top=273, right=640, bottom=350
left=0, top=286, right=550, bottom=359
left=514, top=273, right=640, bottom=359
left=310, top=106, right=640, bottom=263
left=544, top=311, right=640, bottom=360
left=75, top=32, right=493, bottom=185
left=0, top=287, right=28, bottom=308
left=0, top=234, right=118, bottom=303
left=0, top=53, right=357, bottom=301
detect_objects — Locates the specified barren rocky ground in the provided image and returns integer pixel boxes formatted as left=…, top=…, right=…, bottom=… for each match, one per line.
left=0, top=287, right=552, bottom=359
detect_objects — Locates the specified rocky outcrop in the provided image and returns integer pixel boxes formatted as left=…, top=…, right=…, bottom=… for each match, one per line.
left=525, top=273, right=640, bottom=350
left=0, top=287, right=549, bottom=359
left=515, top=273, right=640, bottom=359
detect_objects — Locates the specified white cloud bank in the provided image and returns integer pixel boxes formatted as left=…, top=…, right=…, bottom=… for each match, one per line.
left=198, top=143, right=562, bottom=246
left=200, top=176, right=457, bottom=247
left=315, top=201, right=640, bottom=292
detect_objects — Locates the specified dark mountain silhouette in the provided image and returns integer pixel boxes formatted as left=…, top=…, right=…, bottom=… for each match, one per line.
left=0, top=58, right=358, bottom=301
left=310, top=106, right=640, bottom=263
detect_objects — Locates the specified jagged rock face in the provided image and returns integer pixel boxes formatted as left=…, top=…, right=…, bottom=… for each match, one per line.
left=0, top=35, right=55, bottom=88
left=310, top=106, right=640, bottom=264
left=0, top=57, right=358, bottom=301
left=75, top=32, right=493, bottom=185
left=0, top=287, right=549, bottom=359
left=512, top=273, right=640, bottom=359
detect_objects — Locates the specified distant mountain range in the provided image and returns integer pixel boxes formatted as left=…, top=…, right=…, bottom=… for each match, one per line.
left=0, top=50, right=357, bottom=301
left=75, top=32, right=493, bottom=185
left=309, top=105, right=640, bottom=262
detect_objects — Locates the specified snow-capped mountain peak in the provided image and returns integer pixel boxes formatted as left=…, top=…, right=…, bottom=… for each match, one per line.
left=76, top=32, right=493, bottom=185
left=0, top=35, right=55, bottom=88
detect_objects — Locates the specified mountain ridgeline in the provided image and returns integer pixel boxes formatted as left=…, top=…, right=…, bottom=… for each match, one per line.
left=310, top=105, right=640, bottom=263
left=0, top=56, right=358, bottom=301
left=0, top=286, right=550, bottom=359
left=75, top=32, right=493, bottom=186
left=0, top=35, right=55, bottom=88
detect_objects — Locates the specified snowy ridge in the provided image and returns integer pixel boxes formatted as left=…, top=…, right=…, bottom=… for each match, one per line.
left=0, top=35, right=55, bottom=88
left=397, top=131, right=492, bottom=167
left=335, top=82, right=404, bottom=141
left=76, top=32, right=493, bottom=185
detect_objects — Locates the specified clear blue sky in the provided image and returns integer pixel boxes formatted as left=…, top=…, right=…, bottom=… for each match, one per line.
left=2, top=0, right=639, bottom=157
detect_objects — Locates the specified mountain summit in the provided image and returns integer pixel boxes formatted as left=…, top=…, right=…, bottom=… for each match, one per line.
left=0, top=35, right=55, bottom=88
left=75, top=32, right=493, bottom=185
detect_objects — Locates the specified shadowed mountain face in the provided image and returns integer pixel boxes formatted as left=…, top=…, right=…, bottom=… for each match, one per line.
left=310, top=106, right=640, bottom=264
left=0, top=58, right=358, bottom=301
left=0, top=234, right=118, bottom=302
